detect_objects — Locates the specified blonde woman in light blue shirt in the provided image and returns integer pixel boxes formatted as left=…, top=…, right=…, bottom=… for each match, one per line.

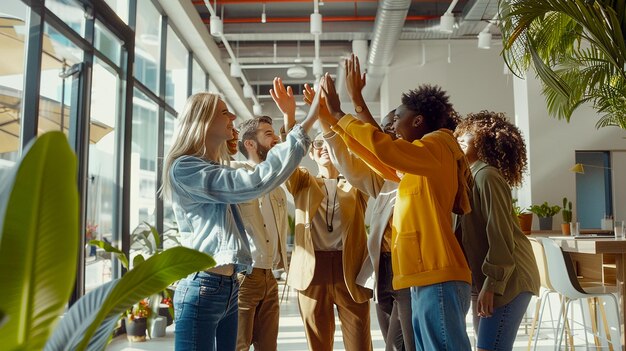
left=161, top=88, right=316, bottom=351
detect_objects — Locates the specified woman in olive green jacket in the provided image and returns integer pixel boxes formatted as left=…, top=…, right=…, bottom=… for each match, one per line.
left=455, top=111, right=540, bottom=351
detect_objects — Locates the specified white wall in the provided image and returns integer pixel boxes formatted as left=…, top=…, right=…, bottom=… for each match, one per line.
left=382, top=39, right=626, bottom=230
left=381, top=40, right=515, bottom=118
left=516, top=74, right=626, bottom=229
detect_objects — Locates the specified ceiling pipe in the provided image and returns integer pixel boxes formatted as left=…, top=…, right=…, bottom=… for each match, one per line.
left=312, top=0, right=322, bottom=81
left=202, top=15, right=437, bottom=24
left=361, top=0, right=411, bottom=100
left=203, top=0, right=260, bottom=106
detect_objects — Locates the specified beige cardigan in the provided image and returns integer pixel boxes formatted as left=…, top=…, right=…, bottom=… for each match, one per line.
left=231, top=161, right=290, bottom=272
left=285, top=167, right=373, bottom=303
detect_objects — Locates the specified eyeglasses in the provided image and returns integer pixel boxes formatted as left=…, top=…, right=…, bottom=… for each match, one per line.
left=312, top=139, right=325, bottom=149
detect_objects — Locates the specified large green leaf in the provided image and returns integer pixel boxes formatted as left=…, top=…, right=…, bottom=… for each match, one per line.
left=0, top=132, right=79, bottom=350
left=44, top=281, right=120, bottom=351
left=76, top=247, right=215, bottom=350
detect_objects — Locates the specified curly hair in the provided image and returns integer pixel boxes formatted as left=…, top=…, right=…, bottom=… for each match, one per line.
left=401, top=84, right=454, bottom=131
left=455, top=111, right=528, bottom=188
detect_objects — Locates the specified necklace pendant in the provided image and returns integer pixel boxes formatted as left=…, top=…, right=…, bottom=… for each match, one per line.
left=327, top=225, right=333, bottom=233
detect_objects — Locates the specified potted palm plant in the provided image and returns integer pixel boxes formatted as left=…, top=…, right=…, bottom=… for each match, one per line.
left=529, top=201, right=562, bottom=230
left=561, top=197, right=573, bottom=235
left=499, top=0, right=626, bottom=130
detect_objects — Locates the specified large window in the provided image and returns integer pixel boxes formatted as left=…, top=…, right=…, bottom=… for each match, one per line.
left=46, top=0, right=86, bottom=37
left=165, top=25, right=188, bottom=112
left=37, top=23, right=83, bottom=138
left=130, top=88, right=158, bottom=230
left=134, top=0, right=161, bottom=93
left=3, top=0, right=228, bottom=300
left=192, top=58, right=207, bottom=94
left=84, top=56, right=122, bottom=292
left=0, top=0, right=27, bottom=173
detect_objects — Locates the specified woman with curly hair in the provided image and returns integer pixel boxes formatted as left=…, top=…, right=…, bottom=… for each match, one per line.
left=455, top=111, right=540, bottom=351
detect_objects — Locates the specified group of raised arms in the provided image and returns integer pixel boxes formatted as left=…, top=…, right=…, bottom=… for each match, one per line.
left=160, top=53, right=541, bottom=351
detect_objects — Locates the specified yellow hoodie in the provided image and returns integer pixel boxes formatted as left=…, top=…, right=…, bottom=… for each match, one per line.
left=334, top=115, right=471, bottom=289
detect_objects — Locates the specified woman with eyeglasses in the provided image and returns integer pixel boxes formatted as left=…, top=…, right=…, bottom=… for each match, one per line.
left=160, top=91, right=316, bottom=351
left=271, top=77, right=373, bottom=351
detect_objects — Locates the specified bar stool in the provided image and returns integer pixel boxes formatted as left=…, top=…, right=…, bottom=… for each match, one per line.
left=528, top=239, right=564, bottom=350
left=539, top=238, right=620, bottom=350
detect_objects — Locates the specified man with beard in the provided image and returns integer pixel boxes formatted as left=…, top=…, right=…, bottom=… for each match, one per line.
left=231, top=115, right=290, bottom=351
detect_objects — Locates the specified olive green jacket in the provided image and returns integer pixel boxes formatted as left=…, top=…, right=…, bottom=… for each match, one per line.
left=460, top=161, right=540, bottom=307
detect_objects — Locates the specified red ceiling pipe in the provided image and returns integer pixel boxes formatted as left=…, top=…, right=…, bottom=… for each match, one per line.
left=202, top=15, right=438, bottom=24
left=192, top=0, right=379, bottom=4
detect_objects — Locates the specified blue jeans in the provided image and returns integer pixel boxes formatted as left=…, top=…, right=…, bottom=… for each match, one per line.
left=411, top=281, right=472, bottom=351
left=174, top=271, right=239, bottom=351
left=475, top=291, right=533, bottom=351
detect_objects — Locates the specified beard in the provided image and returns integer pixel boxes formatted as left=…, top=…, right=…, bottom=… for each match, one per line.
left=256, top=142, right=272, bottom=161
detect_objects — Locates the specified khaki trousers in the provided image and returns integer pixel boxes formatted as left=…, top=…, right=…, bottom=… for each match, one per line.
left=236, top=268, right=280, bottom=351
left=298, top=251, right=372, bottom=351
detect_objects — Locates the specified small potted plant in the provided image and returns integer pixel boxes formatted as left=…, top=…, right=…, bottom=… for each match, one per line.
left=125, top=299, right=151, bottom=342
left=561, top=197, right=573, bottom=235
left=529, top=201, right=562, bottom=230
left=513, top=198, right=533, bottom=235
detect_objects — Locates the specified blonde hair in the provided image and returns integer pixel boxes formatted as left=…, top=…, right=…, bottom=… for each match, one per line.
left=160, top=92, right=230, bottom=200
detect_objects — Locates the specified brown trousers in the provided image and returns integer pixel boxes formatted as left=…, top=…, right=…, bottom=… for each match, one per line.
left=237, top=268, right=280, bottom=351
left=297, top=251, right=372, bottom=351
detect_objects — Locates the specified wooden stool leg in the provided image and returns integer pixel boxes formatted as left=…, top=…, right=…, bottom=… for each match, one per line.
left=598, top=298, right=614, bottom=351
left=528, top=296, right=542, bottom=351
left=589, top=297, right=601, bottom=348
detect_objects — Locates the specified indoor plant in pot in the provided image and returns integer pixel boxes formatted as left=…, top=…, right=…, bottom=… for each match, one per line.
left=529, top=201, right=562, bottom=230
left=125, top=299, right=151, bottom=342
left=513, top=198, right=533, bottom=235
left=561, top=197, right=573, bottom=235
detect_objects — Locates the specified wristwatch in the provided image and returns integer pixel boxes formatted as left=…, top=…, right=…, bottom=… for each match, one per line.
left=355, top=105, right=363, bottom=113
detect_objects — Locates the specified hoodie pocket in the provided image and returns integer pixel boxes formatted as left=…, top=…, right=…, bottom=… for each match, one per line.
left=394, top=231, right=424, bottom=276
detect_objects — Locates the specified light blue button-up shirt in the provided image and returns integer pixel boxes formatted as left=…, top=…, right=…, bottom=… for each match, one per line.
left=170, top=125, right=310, bottom=273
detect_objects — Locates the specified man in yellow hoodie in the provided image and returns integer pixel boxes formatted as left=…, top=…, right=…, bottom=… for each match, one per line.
left=318, top=72, right=473, bottom=351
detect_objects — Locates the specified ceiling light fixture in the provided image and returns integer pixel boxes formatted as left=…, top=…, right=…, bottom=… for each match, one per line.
left=310, top=12, right=322, bottom=35
left=261, top=3, right=267, bottom=23
left=288, top=41, right=308, bottom=78
left=230, top=62, right=242, bottom=77
left=440, top=13, right=454, bottom=33
left=287, top=65, right=308, bottom=79
left=209, top=15, right=223, bottom=37
left=253, top=103, right=263, bottom=115
left=478, top=31, right=491, bottom=49
left=439, top=0, right=458, bottom=33
left=478, top=14, right=498, bottom=50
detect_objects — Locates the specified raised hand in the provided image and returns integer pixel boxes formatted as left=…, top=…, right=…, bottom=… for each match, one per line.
left=320, top=73, right=344, bottom=121
left=303, top=83, right=334, bottom=126
left=269, top=77, right=296, bottom=131
left=345, top=53, right=366, bottom=100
